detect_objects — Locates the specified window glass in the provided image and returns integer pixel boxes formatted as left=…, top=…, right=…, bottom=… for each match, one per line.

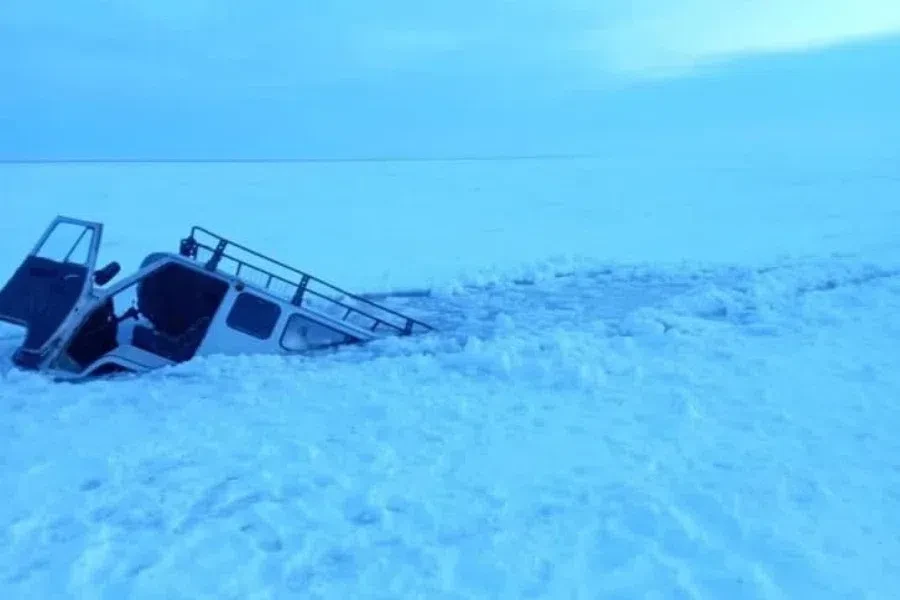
left=226, top=292, right=281, bottom=339
left=36, top=221, right=93, bottom=265
left=281, top=314, right=351, bottom=350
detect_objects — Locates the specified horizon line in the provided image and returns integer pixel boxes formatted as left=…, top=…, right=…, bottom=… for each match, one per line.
left=0, top=153, right=601, bottom=166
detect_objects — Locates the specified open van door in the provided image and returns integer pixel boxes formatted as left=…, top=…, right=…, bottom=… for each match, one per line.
left=0, top=216, right=103, bottom=368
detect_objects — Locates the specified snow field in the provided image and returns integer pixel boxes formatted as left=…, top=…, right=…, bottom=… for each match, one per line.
left=1, top=161, right=899, bottom=598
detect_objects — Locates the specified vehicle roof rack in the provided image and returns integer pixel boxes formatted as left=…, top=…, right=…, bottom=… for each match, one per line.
left=179, top=226, right=432, bottom=336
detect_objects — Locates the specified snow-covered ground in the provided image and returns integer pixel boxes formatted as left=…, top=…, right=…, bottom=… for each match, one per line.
left=1, top=159, right=899, bottom=598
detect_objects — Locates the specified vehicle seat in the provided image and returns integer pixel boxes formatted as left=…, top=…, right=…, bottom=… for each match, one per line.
left=132, top=317, right=211, bottom=362
left=132, top=263, right=228, bottom=362
left=136, top=263, right=224, bottom=336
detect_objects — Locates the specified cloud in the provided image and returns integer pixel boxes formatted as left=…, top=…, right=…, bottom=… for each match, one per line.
left=5, top=0, right=899, bottom=92
left=580, top=0, right=900, bottom=78
left=2, top=0, right=899, bottom=160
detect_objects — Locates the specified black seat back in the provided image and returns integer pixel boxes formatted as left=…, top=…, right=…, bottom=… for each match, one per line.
left=136, top=263, right=228, bottom=336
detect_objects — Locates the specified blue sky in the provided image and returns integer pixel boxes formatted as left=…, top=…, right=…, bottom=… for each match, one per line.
left=3, top=0, right=900, bottom=159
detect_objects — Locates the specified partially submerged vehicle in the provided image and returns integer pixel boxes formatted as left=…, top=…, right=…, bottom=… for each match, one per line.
left=0, top=216, right=433, bottom=381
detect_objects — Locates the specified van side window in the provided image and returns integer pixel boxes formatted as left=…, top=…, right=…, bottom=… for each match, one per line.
left=281, top=314, right=351, bottom=350
left=226, top=292, right=281, bottom=339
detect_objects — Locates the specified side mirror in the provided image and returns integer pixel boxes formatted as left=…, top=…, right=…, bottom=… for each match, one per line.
left=93, top=261, right=121, bottom=286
